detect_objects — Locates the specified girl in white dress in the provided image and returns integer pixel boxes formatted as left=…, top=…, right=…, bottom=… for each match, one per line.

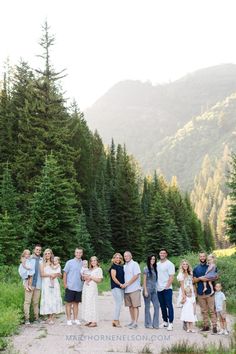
left=81, top=256, right=103, bottom=327
left=180, top=287, right=196, bottom=333
left=40, top=249, right=63, bottom=324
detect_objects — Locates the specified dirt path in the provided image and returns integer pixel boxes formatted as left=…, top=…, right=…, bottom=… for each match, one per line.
left=12, top=292, right=234, bottom=354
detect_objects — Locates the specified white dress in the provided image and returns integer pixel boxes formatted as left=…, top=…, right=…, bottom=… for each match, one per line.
left=81, top=267, right=103, bottom=322
left=177, top=272, right=195, bottom=307
left=180, top=296, right=196, bottom=322
left=40, top=264, right=63, bottom=315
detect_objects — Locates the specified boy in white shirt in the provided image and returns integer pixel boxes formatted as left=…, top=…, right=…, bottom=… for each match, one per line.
left=214, top=283, right=229, bottom=335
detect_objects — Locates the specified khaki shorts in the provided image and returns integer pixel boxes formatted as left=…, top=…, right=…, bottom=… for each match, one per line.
left=216, top=311, right=226, bottom=320
left=124, top=290, right=141, bottom=307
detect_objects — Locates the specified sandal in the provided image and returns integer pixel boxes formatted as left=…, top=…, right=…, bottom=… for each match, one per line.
left=88, top=323, right=97, bottom=327
left=84, top=322, right=92, bottom=326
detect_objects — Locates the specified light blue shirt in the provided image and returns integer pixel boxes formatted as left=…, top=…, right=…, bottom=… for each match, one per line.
left=215, top=291, right=226, bottom=312
left=124, top=259, right=141, bottom=293
left=63, top=258, right=83, bottom=292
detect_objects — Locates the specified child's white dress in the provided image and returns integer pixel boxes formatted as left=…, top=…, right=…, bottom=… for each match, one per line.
left=18, top=258, right=35, bottom=281
left=180, top=296, right=196, bottom=322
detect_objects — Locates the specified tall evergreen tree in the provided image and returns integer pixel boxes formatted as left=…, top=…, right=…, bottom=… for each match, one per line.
left=0, top=165, right=22, bottom=263
left=76, top=210, right=94, bottom=259
left=28, top=154, right=80, bottom=259
left=226, top=153, right=236, bottom=244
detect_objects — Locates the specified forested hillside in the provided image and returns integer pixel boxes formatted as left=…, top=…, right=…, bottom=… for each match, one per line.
left=153, top=92, right=236, bottom=190
left=0, top=24, right=211, bottom=263
left=191, top=146, right=231, bottom=247
left=85, top=63, right=236, bottom=184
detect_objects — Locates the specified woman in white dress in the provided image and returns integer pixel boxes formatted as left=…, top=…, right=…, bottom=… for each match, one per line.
left=81, top=256, right=103, bottom=327
left=40, top=249, right=63, bottom=324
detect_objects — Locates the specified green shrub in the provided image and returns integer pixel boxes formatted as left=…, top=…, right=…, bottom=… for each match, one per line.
left=0, top=307, right=21, bottom=337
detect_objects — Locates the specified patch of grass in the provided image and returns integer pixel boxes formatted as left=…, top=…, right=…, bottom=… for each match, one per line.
left=0, top=307, right=21, bottom=337
left=125, top=344, right=134, bottom=352
left=0, top=337, right=8, bottom=351
left=160, top=340, right=235, bottom=354
left=195, top=320, right=203, bottom=329
left=138, top=344, right=153, bottom=353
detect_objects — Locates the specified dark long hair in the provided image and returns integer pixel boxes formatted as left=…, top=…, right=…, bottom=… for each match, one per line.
left=147, top=254, right=157, bottom=280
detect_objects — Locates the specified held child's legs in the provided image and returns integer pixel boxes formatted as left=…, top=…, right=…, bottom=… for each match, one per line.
left=203, top=281, right=207, bottom=292
left=28, top=276, right=33, bottom=290
left=208, top=281, right=214, bottom=294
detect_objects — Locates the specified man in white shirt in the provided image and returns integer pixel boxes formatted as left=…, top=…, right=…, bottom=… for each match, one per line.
left=157, top=249, right=175, bottom=331
left=122, top=251, right=141, bottom=329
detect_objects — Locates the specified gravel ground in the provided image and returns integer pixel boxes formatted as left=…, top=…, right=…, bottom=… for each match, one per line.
left=12, top=291, right=234, bottom=354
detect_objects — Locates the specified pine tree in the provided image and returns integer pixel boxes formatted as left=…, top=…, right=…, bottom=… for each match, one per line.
left=0, top=164, right=23, bottom=262
left=28, top=154, right=80, bottom=259
left=76, top=210, right=94, bottom=259
left=226, top=153, right=236, bottom=244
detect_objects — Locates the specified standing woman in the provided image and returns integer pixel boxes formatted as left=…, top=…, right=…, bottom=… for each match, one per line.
left=40, top=249, right=63, bottom=324
left=81, top=256, right=103, bottom=327
left=109, top=253, right=125, bottom=327
left=177, top=260, right=195, bottom=307
left=143, top=255, right=160, bottom=329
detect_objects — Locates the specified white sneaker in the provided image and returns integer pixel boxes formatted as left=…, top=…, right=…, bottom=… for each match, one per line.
left=218, top=329, right=224, bottom=335
left=159, top=322, right=168, bottom=328
left=167, top=323, right=173, bottom=331
left=224, top=330, right=229, bottom=335
left=74, top=320, right=81, bottom=325
left=67, top=320, right=73, bottom=326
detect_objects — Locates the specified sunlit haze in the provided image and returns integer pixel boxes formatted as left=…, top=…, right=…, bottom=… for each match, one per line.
left=1, top=0, right=236, bottom=109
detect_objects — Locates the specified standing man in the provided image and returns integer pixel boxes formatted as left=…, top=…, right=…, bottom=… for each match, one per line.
left=24, top=244, right=43, bottom=325
left=193, top=252, right=217, bottom=334
left=122, top=251, right=141, bottom=329
left=63, top=248, right=83, bottom=326
left=157, top=249, right=175, bottom=331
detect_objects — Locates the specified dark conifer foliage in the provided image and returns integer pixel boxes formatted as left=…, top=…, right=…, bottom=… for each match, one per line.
left=0, top=23, right=209, bottom=264
left=226, top=154, right=236, bottom=244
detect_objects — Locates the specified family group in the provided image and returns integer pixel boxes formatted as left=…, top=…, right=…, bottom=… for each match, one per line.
left=18, top=245, right=229, bottom=335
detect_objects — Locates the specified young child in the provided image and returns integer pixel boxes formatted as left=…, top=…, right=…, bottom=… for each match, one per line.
left=81, top=260, right=91, bottom=285
left=180, top=287, right=196, bottom=333
left=50, top=256, right=61, bottom=288
left=215, top=283, right=229, bottom=335
left=18, top=249, right=35, bottom=291
left=203, top=254, right=218, bottom=295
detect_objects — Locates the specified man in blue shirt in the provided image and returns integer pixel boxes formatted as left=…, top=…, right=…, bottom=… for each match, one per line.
left=63, top=248, right=83, bottom=326
left=193, top=252, right=218, bottom=334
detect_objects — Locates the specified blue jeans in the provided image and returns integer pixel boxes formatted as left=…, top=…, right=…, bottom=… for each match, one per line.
left=157, top=289, right=174, bottom=323
left=143, top=288, right=160, bottom=328
left=112, top=287, right=124, bottom=320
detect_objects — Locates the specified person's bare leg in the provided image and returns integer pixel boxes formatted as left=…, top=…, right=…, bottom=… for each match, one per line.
left=73, top=302, right=78, bottom=320
left=129, top=306, right=135, bottom=322
left=133, top=307, right=139, bottom=323
left=66, top=303, right=72, bottom=320
left=203, top=281, right=207, bottom=292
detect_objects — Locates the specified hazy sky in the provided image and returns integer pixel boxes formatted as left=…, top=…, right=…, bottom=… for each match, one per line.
left=1, top=0, right=236, bottom=109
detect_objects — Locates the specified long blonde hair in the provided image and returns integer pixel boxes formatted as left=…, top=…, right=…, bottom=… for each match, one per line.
left=179, top=259, right=193, bottom=276
left=43, top=248, right=54, bottom=264
left=89, top=256, right=99, bottom=269
left=111, top=252, right=124, bottom=265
